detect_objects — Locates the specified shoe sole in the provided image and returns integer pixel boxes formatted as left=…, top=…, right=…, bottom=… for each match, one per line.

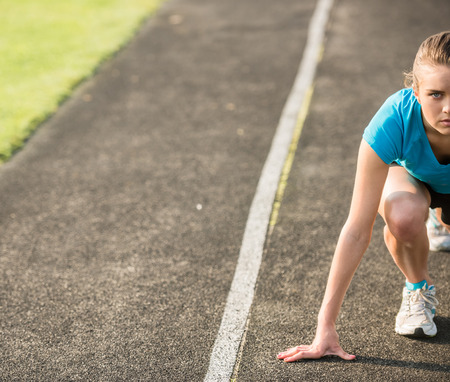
left=395, top=326, right=437, bottom=338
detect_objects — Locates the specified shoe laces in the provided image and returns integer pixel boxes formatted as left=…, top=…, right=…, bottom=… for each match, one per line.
left=406, top=288, right=439, bottom=314
left=427, top=209, right=449, bottom=236
left=430, top=225, right=449, bottom=236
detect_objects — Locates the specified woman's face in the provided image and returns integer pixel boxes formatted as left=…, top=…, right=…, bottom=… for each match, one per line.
left=414, top=64, right=450, bottom=136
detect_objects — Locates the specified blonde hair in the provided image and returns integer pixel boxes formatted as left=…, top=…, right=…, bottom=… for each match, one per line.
left=404, top=31, right=450, bottom=88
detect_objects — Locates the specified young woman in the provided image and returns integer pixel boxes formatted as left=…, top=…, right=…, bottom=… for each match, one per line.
left=278, top=31, right=450, bottom=362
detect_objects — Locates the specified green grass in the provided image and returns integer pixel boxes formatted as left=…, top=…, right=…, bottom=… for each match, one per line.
left=0, top=0, right=164, bottom=163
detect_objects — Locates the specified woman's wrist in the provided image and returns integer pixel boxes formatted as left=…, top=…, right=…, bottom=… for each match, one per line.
left=317, top=315, right=336, bottom=331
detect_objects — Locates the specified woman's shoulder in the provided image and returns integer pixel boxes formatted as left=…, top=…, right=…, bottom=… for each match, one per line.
left=363, top=88, right=419, bottom=164
left=385, top=88, right=415, bottom=107
left=378, top=88, right=418, bottom=122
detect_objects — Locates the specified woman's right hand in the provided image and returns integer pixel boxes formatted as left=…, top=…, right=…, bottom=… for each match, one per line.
left=277, top=326, right=356, bottom=362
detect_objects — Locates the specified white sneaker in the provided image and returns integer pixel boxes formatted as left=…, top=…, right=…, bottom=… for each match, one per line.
left=395, top=286, right=438, bottom=337
left=427, top=209, right=450, bottom=252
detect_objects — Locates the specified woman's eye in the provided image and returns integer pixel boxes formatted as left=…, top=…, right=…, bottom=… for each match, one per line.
left=430, top=93, right=441, bottom=98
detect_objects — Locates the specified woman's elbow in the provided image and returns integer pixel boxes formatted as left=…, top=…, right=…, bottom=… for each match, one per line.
left=340, top=222, right=373, bottom=248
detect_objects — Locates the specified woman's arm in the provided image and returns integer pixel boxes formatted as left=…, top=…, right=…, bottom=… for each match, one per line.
left=278, top=139, right=389, bottom=362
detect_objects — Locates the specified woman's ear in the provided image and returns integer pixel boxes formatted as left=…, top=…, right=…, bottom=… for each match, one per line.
left=413, top=85, right=421, bottom=104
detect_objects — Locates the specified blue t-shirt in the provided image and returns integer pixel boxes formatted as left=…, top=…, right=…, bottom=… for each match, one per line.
left=363, top=88, right=450, bottom=194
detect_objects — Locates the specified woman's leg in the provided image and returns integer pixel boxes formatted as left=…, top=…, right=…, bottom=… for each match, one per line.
left=378, top=166, right=432, bottom=285
left=434, top=207, right=450, bottom=231
left=427, top=207, right=450, bottom=251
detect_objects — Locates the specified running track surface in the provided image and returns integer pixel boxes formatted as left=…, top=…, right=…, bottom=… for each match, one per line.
left=0, top=0, right=449, bottom=380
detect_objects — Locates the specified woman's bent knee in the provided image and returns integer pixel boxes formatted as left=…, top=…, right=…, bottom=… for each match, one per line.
left=383, top=192, right=428, bottom=242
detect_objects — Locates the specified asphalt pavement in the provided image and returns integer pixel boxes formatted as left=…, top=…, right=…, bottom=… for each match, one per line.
left=0, top=0, right=449, bottom=381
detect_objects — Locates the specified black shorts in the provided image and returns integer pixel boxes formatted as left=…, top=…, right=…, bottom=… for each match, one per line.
left=424, top=183, right=450, bottom=225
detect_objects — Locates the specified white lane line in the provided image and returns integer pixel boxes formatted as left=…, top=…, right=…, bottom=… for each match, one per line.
left=204, top=0, right=334, bottom=380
